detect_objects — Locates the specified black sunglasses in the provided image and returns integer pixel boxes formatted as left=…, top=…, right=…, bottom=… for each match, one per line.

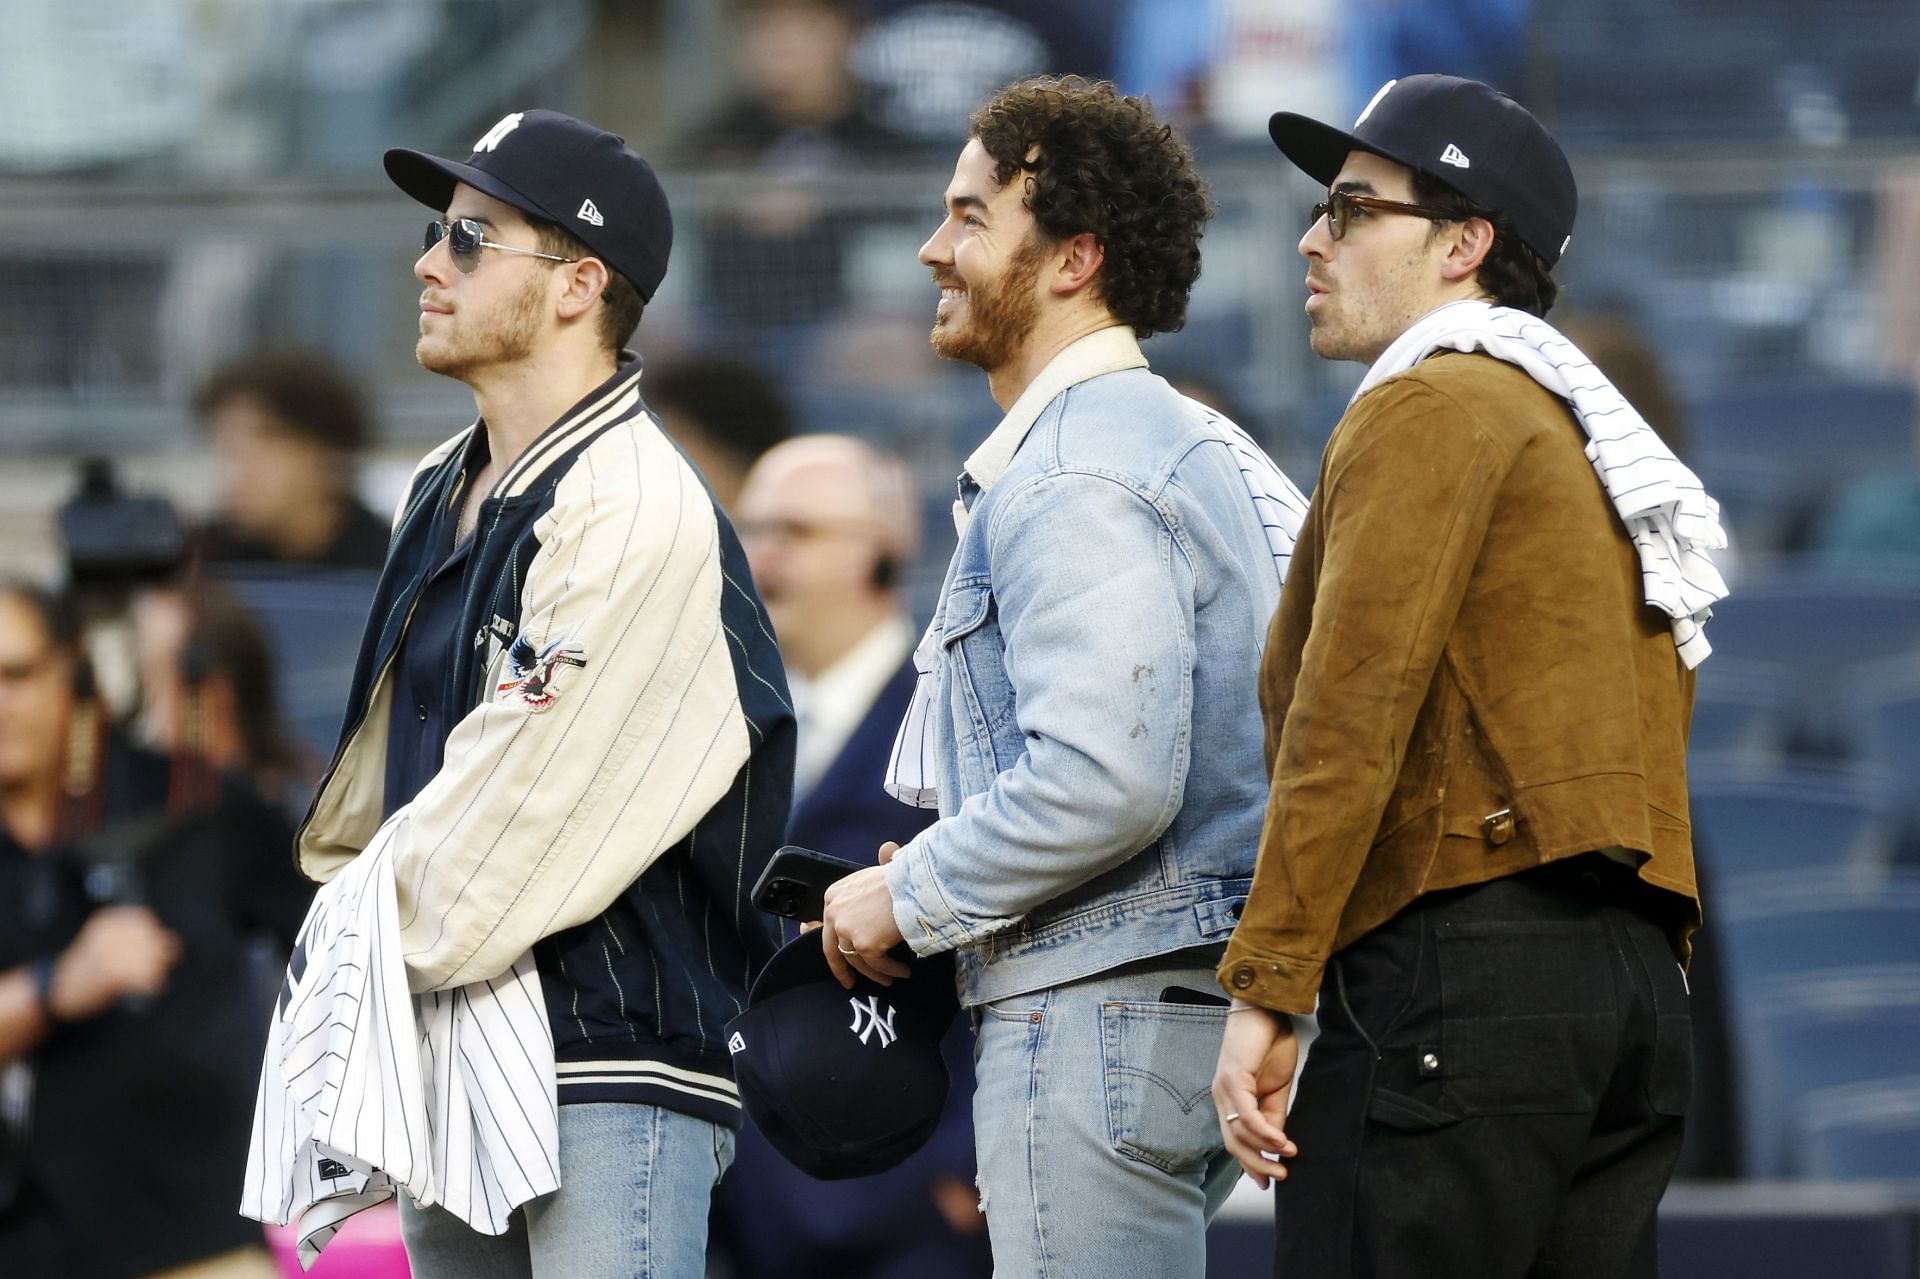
left=1309, top=190, right=1463, bottom=241
left=423, top=218, right=579, bottom=274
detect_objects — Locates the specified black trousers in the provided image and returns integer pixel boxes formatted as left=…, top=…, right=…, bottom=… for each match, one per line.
left=1273, top=856, right=1691, bottom=1278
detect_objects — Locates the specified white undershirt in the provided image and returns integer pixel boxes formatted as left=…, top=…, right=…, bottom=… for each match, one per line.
left=790, top=613, right=916, bottom=802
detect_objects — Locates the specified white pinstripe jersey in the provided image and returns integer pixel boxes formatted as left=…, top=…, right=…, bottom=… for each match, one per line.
left=241, top=831, right=558, bottom=1264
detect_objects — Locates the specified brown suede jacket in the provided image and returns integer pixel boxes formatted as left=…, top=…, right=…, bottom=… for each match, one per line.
left=1219, top=353, right=1700, bottom=1015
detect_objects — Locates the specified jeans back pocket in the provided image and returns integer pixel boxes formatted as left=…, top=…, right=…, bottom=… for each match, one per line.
left=1099, top=999, right=1227, bottom=1175
left=1435, top=919, right=1619, bottom=1116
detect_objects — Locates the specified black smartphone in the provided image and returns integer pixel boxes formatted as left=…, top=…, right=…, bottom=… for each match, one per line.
left=750, top=845, right=867, bottom=921
left=1160, top=985, right=1229, bottom=1008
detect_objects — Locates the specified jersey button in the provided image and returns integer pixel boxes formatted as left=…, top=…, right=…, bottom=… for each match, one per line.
left=416, top=702, right=429, bottom=721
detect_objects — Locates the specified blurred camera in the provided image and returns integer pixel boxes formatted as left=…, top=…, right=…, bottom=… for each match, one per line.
left=58, top=457, right=184, bottom=588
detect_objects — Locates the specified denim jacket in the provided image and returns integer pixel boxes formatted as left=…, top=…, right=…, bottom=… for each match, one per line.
left=885, top=328, right=1306, bottom=1006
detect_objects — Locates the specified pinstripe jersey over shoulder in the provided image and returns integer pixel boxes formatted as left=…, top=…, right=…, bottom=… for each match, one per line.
left=294, top=357, right=795, bottom=1125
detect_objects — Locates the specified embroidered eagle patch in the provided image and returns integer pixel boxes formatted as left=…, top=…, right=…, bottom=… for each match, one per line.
left=495, top=631, right=588, bottom=711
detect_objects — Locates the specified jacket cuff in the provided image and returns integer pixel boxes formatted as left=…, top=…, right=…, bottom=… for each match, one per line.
left=885, top=837, right=970, bottom=956
left=1216, top=940, right=1326, bottom=1016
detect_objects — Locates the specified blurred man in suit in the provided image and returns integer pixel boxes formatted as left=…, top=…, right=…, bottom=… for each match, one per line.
left=736, top=435, right=923, bottom=815
left=717, top=434, right=990, bottom=1279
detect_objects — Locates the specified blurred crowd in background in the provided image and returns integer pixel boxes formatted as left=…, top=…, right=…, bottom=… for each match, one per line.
left=4, top=0, right=1920, bottom=1276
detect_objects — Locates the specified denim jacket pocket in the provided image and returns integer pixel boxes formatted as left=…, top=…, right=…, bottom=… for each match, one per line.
left=939, top=578, right=1013, bottom=785
left=1099, top=999, right=1227, bottom=1175
left=940, top=576, right=995, bottom=645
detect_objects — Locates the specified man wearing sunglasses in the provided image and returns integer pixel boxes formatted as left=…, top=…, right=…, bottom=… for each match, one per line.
left=1213, top=76, right=1727, bottom=1275
left=288, top=110, right=793, bottom=1278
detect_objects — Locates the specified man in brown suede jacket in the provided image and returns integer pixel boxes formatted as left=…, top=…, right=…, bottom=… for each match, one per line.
left=1212, top=76, right=1727, bottom=1277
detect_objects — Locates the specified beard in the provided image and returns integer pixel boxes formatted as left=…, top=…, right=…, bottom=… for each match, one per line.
left=929, top=232, right=1047, bottom=371
left=416, top=269, right=546, bottom=379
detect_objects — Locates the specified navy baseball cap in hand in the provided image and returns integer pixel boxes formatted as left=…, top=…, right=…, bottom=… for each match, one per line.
left=385, top=109, right=673, bottom=300
left=1269, top=74, right=1577, bottom=266
left=725, top=933, right=960, bottom=1180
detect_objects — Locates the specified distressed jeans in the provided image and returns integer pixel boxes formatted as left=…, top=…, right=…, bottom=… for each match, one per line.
left=399, top=1102, right=734, bottom=1279
left=971, top=954, right=1241, bottom=1278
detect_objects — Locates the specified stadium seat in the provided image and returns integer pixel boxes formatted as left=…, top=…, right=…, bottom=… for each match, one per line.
left=1687, top=378, right=1914, bottom=473
left=1701, top=566, right=1920, bottom=674
left=1738, top=969, right=1920, bottom=1177
left=1711, top=874, right=1920, bottom=988
left=1688, top=760, right=1891, bottom=882
left=1689, top=658, right=1793, bottom=758
left=1847, top=659, right=1920, bottom=821
left=1801, top=1075, right=1920, bottom=1181
left=218, top=568, right=381, bottom=768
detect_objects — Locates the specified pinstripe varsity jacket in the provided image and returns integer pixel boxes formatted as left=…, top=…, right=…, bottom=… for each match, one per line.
left=294, top=359, right=795, bottom=1125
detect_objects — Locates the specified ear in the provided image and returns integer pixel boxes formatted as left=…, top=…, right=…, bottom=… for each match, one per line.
left=1439, top=216, right=1497, bottom=284
left=1049, top=231, right=1106, bottom=299
left=556, top=256, right=611, bottom=322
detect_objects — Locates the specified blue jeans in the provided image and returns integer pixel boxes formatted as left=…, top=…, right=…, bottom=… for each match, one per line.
left=399, top=1102, right=734, bottom=1279
left=971, top=955, right=1241, bottom=1278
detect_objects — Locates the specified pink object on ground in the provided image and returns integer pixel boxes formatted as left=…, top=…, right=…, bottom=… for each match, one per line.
left=264, top=1201, right=411, bottom=1277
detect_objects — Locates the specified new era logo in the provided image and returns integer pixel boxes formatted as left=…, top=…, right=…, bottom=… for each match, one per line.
left=1439, top=144, right=1471, bottom=169
left=727, top=1031, right=746, bottom=1055
left=577, top=198, right=606, bottom=227
left=847, top=995, right=898, bottom=1047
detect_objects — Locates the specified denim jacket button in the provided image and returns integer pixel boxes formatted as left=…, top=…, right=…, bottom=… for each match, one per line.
left=1229, top=965, right=1256, bottom=991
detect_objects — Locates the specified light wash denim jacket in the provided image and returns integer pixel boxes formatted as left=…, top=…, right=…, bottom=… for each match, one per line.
left=885, top=328, right=1304, bottom=1006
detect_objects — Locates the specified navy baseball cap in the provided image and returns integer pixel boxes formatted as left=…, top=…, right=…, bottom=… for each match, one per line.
left=1269, top=75, right=1577, bottom=267
left=385, top=109, right=673, bottom=300
left=725, top=933, right=960, bottom=1180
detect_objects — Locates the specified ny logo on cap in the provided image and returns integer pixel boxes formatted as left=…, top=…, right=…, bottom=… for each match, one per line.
left=1355, top=80, right=1397, bottom=127
left=577, top=198, right=606, bottom=227
left=474, top=113, right=525, bottom=153
left=1439, top=144, right=1471, bottom=169
left=848, top=996, right=898, bottom=1047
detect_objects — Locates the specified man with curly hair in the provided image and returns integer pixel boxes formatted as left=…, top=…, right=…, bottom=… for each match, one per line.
left=820, top=76, right=1308, bottom=1274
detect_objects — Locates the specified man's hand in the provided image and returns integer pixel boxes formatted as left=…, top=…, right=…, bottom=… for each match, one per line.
left=819, top=841, right=911, bottom=989
left=47, top=906, right=182, bottom=1022
left=931, top=1174, right=986, bottom=1236
left=1212, top=1001, right=1299, bottom=1188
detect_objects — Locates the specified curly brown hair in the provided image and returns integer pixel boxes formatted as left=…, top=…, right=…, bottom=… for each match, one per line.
left=969, top=76, right=1213, bottom=339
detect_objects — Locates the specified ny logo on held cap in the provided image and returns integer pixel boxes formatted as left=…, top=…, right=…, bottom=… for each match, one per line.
left=848, top=995, right=898, bottom=1047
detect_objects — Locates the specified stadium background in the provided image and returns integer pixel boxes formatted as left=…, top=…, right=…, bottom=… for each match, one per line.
left=3, top=1, right=1919, bottom=1274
